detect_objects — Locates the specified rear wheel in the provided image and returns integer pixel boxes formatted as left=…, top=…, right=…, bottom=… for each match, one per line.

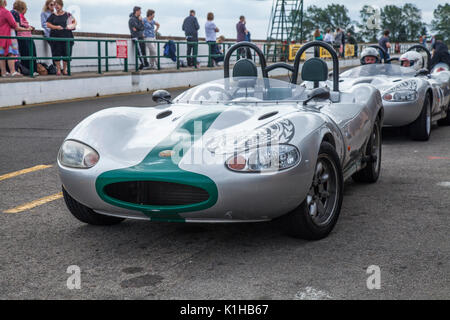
left=62, top=187, right=125, bottom=225
left=281, top=142, right=343, bottom=240
left=437, top=102, right=450, bottom=126
left=352, top=118, right=382, bottom=183
left=409, top=94, right=431, bottom=141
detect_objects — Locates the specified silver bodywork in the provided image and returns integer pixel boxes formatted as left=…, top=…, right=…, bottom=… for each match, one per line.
left=335, top=65, right=450, bottom=127
left=58, top=78, right=383, bottom=222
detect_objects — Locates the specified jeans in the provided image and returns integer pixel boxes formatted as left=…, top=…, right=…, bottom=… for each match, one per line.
left=134, top=37, right=148, bottom=67
left=186, top=40, right=198, bottom=66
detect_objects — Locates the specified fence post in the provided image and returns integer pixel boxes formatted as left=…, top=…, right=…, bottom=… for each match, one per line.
left=157, top=41, right=160, bottom=70
left=97, top=41, right=102, bottom=74
left=135, top=40, right=139, bottom=71
left=66, top=39, right=71, bottom=76
left=105, top=41, right=109, bottom=72
left=176, top=42, right=180, bottom=69
left=29, top=38, right=34, bottom=78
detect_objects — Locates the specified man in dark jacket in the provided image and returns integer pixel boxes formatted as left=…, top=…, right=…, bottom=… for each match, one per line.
left=129, top=6, right=148, bottom=70
left=182, top=10, right=200, bottom=67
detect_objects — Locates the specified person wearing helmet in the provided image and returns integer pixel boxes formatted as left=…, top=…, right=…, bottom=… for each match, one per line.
left=399, top=51, right=424, bottom=71
left=360, top=47, right=381, bottom=65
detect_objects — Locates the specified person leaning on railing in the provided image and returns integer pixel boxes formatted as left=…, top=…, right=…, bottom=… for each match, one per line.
left=46, top=0, right=76, bottom=75
left=143, top=9, right=159, bottom=70
left=0, top=0, right=21, bottom=77
left=41, top=0, right=54, bottom=39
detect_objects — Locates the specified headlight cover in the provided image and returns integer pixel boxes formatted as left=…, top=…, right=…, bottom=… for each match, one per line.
left=383, top=80, right=418, bottom=101
left=226, top=144, right=300, bottom=173
left=58, top=140, right=99, bottom=169
left=383, top=90, right=418, bottom=102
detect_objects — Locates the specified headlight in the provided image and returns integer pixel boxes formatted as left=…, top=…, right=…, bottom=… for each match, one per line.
left=58, top=140, right=99, bottom=169
left=383, top=80, right=418, bottom=101
left=226, top=144, right=300, bottom=173
left=383, top=90, right=418, bottom=102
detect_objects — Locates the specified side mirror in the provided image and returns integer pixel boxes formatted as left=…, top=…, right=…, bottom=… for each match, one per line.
left=152, top=90, right=172, bottom=104
left=415, top=68, right=429, bottom=77
left=303, top=87, right=330, bottom=105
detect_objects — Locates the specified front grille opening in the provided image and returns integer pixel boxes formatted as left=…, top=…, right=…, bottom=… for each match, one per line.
left=104, top=181, right=209, bottom=206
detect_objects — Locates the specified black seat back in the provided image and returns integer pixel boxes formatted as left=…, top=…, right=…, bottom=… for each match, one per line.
left=233, top=59, right=258, bottom=78
left=301, top=58, right=329, bottom=82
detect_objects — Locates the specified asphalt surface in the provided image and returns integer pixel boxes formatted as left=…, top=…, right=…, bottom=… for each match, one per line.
left=0, top=88, right=449, bottom=300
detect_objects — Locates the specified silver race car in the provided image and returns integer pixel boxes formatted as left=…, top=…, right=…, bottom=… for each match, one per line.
left=336, top=45, right=450, bottom=140
left=58, top=41, right=384, bottom=240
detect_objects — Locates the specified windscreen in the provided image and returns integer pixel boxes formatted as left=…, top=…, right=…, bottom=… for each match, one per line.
left=174, top=77, right=307, bottom=104
left=341, top=64, right=416, bottom=78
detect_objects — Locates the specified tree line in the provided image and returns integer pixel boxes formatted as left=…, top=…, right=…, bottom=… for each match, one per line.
left=293, top=3, right=449, bottom=43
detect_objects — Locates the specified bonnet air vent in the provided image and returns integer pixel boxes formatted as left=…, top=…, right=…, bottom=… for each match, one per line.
left=258, top=111, right=279, bottom=121
left=156, top=110, right=172, bottom=119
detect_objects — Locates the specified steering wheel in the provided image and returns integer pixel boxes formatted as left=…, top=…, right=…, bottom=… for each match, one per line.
left=191, top=84, right=233, bottom=101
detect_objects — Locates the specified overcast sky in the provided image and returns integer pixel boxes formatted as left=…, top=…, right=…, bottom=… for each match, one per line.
left=21, top=0, right=442, bottom=39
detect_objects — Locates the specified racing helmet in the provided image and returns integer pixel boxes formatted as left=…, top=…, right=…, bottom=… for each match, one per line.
left=360, top=47, right=381, bottom=65
left=400, top=51, right=424, bottom=71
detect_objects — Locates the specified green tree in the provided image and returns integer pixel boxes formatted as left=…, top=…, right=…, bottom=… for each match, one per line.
left=402, top=3, right=425, bottom=42
left=431, top=4, right=450, bottom=43
left=380, top=5, right=404, bottom=42
left=357, top=5, right=381, bottom=43
left=291, top=3, right=353, bottom=41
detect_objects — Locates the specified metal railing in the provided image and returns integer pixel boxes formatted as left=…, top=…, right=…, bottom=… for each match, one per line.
left=0, top=35, right=128, bottom=77
left=133, top=39, right=259, bottom=71
left=0, top=35, right=421, bottom=78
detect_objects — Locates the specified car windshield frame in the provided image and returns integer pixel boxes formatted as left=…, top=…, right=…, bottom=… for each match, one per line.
left=173, top=77, right=309, bottom=105
left=340, top=64, right=417, bottom=78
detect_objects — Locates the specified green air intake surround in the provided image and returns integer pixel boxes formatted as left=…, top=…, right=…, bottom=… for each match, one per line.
left=95, top=108, right=224, bottom=222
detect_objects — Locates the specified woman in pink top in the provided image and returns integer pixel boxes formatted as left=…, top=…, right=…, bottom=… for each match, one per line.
left=14, top=1, right=36, bottom=74
left=0, top=0, right=20, bottom=76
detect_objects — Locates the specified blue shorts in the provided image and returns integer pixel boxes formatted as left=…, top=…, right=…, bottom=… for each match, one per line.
left=0, top=45, right=19, bottom=56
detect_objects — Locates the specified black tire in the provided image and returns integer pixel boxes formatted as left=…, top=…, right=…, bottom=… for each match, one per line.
left=409, top=94, right=431, bottom=141
left=352, top=117, right=382, bottom=183
left=62, top=187, right=125, bottom=226
left=280, top=142, right=344, bottom=240
left=437, top=102, right=450, bottom=126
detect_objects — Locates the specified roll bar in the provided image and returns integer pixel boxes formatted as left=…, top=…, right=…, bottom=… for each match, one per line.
left=406, top=45, right=432, bottom=70
left=292, top=41, right=339, bottom=92
left=224, top=42, right=268, bottom=78
left=369, top=44, right=388, bottom=63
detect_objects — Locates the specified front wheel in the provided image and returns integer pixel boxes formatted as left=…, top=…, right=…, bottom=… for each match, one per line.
left=62, top=187, right=125, bottom=226
left=281, top=142, right=344, bottom=240
left=409, top=94, right=431, bottom=141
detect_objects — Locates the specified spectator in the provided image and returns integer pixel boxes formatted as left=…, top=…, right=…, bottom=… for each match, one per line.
left=41, top=0, right=54, bottom=38
left=378, top=30, right=391, bottom=63
left=129, top=6, right=148, bottom=70
left=236, top=15, right=251, bottom=60
left=430, top=39, right=450, bottom=69
left=314, top=29, right=323, bottom=41
left=205, top=12, right=220, bottom=67
left=182, top=9, right=199, bottom=67
left=334, top=28, right=344, bottom=58
left=323, top=28, right=334, bottom=45
left=421, top=35, right=427, bottom=46
left=0, top=0, right=20, bottom=76
left=143, top=9, right=159, bottom=70
left=13, top=1, right=37, bottom=75
left=346, top=32, right=357, bottom=57
left=46, top=0, right=76, bottom=75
